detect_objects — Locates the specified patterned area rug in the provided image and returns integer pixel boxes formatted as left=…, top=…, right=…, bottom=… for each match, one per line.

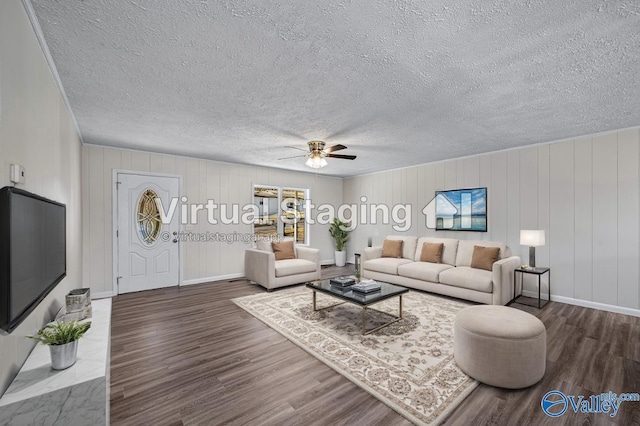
left=232, top=287, right=478, bottom=425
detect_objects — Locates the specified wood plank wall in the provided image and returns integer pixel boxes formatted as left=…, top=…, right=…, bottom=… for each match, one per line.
left=344, top=128, right=640, bottom=312
left=82, top=145, right=343, bottom=295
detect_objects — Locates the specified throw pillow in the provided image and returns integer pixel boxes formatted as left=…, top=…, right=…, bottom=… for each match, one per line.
left=381, top=239, right=403, bottom=258
left=256, top=239, right=273, bottom=252
left=470, top=245, right=500, bottom=271
left=420, top=242, right=444, bottom=263
left=272, top=241, right=295, bottom=261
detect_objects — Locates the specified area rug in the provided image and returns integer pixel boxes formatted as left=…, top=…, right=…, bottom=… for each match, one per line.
left=232, top=287, right=478, bottom=425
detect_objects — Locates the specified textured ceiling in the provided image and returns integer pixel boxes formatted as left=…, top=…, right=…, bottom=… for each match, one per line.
left=31, top=0, right=640, bottom=177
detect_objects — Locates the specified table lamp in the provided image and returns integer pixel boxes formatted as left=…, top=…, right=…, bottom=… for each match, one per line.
left=520, top=230, right=545, bottom=267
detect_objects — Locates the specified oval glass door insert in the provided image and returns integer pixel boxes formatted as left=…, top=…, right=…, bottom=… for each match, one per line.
left=137, top=189, right=162, bottom=245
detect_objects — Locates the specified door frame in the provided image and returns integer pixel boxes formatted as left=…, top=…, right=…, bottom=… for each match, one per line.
left=112, top=170, right=183, bottom=295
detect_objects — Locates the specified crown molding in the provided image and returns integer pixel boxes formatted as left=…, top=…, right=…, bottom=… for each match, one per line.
left=21, top=0, right=84, bottom=144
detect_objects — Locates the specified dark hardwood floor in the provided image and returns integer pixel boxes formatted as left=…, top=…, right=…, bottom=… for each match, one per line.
left=110, top=266, right=640, bottom=425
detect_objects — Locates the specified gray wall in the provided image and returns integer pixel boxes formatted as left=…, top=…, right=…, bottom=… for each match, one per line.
left=344, top=128, right=640, bottom=313
left=81, top=144, right=343, bottom=295
left=0, top=1, right=83, bottom=395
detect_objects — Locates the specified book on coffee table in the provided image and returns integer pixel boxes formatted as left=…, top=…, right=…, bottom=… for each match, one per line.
left=329, top=275, right=356, bottom=287
left=351, top=280, right=381, bottom=293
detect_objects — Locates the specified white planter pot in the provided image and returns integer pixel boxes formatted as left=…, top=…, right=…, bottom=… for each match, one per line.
left=49, top=340, right=78, bottom=370
left=335, top=250, right=347, bottom=267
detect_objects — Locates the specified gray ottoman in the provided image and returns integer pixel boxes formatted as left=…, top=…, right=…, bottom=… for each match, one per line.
left=454, top=305, right=546, bottom=389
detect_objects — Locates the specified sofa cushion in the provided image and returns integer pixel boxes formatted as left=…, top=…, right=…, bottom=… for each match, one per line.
left=256, top=239, right=273, bottom=252
left=272, top=240, right=295, bottom=261
left=456, top=240, right=507, bottom=267
left=470, top=246, right=500, bottom=271
left=439, top=266, right=493, bottom=293
left=415, top=237, right=459, bottom=265
left=381, top=239, right=403, bottom=258
left=274, top=259, right=316, bottom=277
left=398, top=262, right=453, bottom=282
left=363, top=258, right=412, bottom=275
left=420, top=242, right=444, bottom=263
left=385, top=236, right=419, bottom=260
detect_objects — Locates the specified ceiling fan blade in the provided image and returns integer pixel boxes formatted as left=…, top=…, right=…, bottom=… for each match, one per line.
left=277, top=154, right=307, bottom=160
left=325, top=144, right=347, bottom=153
left=326, top=154, right=357, bottom=160
left=284, top=145, right=309, bottom=152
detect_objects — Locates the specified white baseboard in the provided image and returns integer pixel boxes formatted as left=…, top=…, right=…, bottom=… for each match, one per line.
left=520, top=290, right=640, bottom=317
left=93, top=274, right=246, bottom=296
left=181, top=273, right=245, bottom=286
left=92, top=291, right=114, bottom=299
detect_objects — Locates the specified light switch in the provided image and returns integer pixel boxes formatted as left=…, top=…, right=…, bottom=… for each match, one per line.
left=10, top=164, right=25, bottom=184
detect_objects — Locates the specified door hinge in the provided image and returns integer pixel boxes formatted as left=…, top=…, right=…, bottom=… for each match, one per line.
left=116, top=230, right=119, bottom=238
left=116, top=181, right=122, bottom=188
left=116, top=276, right=122, bottom=286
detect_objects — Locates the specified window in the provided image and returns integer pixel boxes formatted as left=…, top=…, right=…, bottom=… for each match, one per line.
left=253, top=185, right=309, bottom=245
left=137, top=189, right=162, bottom=245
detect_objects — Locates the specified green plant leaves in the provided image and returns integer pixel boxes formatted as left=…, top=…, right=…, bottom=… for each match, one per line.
left=27, top=320, right=91, bottom=346
left=329, top=218, right=350, bottom=251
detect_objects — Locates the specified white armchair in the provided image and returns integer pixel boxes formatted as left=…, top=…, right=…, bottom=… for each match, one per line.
left=245, top=240, right=320, bottom=291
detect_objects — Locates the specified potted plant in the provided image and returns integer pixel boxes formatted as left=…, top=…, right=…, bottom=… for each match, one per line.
left=28, top=320, right=91, bottom=370
left=329, top=218, right=350, bottom=267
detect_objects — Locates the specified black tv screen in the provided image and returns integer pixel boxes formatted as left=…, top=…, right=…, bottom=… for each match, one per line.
left=0, top=187, right=66, bottom=334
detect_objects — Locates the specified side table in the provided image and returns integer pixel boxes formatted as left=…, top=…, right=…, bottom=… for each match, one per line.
left=511, top=267, right=550, bottom=309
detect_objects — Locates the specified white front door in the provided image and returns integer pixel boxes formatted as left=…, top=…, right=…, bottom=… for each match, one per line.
left=116, top=173, right=180, bottom=294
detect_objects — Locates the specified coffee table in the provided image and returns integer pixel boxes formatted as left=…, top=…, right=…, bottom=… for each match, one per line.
left=306, top=279, right=409, bottom=335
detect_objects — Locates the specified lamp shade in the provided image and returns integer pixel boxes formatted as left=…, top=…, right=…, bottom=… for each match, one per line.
left=305, top=154, right=327, bottom=169
left=520, top=230, right=545, bottom=246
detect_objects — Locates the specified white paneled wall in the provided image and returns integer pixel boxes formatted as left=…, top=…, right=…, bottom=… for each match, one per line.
left=82, top=145, right=343, bottom=295
left=344, top=128, right=640, bottom=313
left=0, top=1, right=82, bottom=395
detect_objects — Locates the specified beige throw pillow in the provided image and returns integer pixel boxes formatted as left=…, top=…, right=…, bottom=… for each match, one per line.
left=272, top=241, right=295, bottom=261
left=470, top=245, right=500, bottom=271
left=381, top=239, right=403, bottom=258
left=420, top=242, right=444, bottom=263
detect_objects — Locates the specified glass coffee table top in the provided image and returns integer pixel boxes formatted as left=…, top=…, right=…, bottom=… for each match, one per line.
left=306, top=279, right=409, bottom=306
left=306, top=279, right=409, bottom=335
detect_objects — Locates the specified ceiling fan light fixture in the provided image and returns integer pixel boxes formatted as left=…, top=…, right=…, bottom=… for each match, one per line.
left=305, top=152, right=327, bottom=169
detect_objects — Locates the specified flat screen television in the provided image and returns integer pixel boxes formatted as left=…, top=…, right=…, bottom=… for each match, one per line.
left=435, top=187, right=487, bottom=232
left=0, top=187, right=66, bottom=334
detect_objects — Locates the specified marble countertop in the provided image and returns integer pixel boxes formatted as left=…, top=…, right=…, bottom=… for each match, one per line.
left=0, top=298, right=111, bottom=406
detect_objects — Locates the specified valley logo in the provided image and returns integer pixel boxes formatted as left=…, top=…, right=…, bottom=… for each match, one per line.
left=541, top=390, right=639, bottom=418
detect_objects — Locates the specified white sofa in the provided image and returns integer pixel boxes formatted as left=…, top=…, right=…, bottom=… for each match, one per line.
left=245, top=239, right=321, bottom=291
left=362, top=236, right=520, bottom=305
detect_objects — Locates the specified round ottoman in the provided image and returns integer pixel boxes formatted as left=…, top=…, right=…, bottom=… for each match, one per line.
left=454, top=305, right=546, bottom=389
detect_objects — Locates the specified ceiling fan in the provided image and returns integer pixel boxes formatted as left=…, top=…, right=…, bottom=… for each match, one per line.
left=278, top=141, right=357, bottom=169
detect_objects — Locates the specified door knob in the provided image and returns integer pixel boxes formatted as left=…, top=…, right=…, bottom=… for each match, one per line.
left=172, top=238, right=178, bottom=243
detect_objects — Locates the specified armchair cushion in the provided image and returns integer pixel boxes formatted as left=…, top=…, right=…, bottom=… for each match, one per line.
left=256, top=239, right=274, bottom=252
left=272, top=240, right=295, bottom=261
left=275, top=259, right=317, bottom=277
